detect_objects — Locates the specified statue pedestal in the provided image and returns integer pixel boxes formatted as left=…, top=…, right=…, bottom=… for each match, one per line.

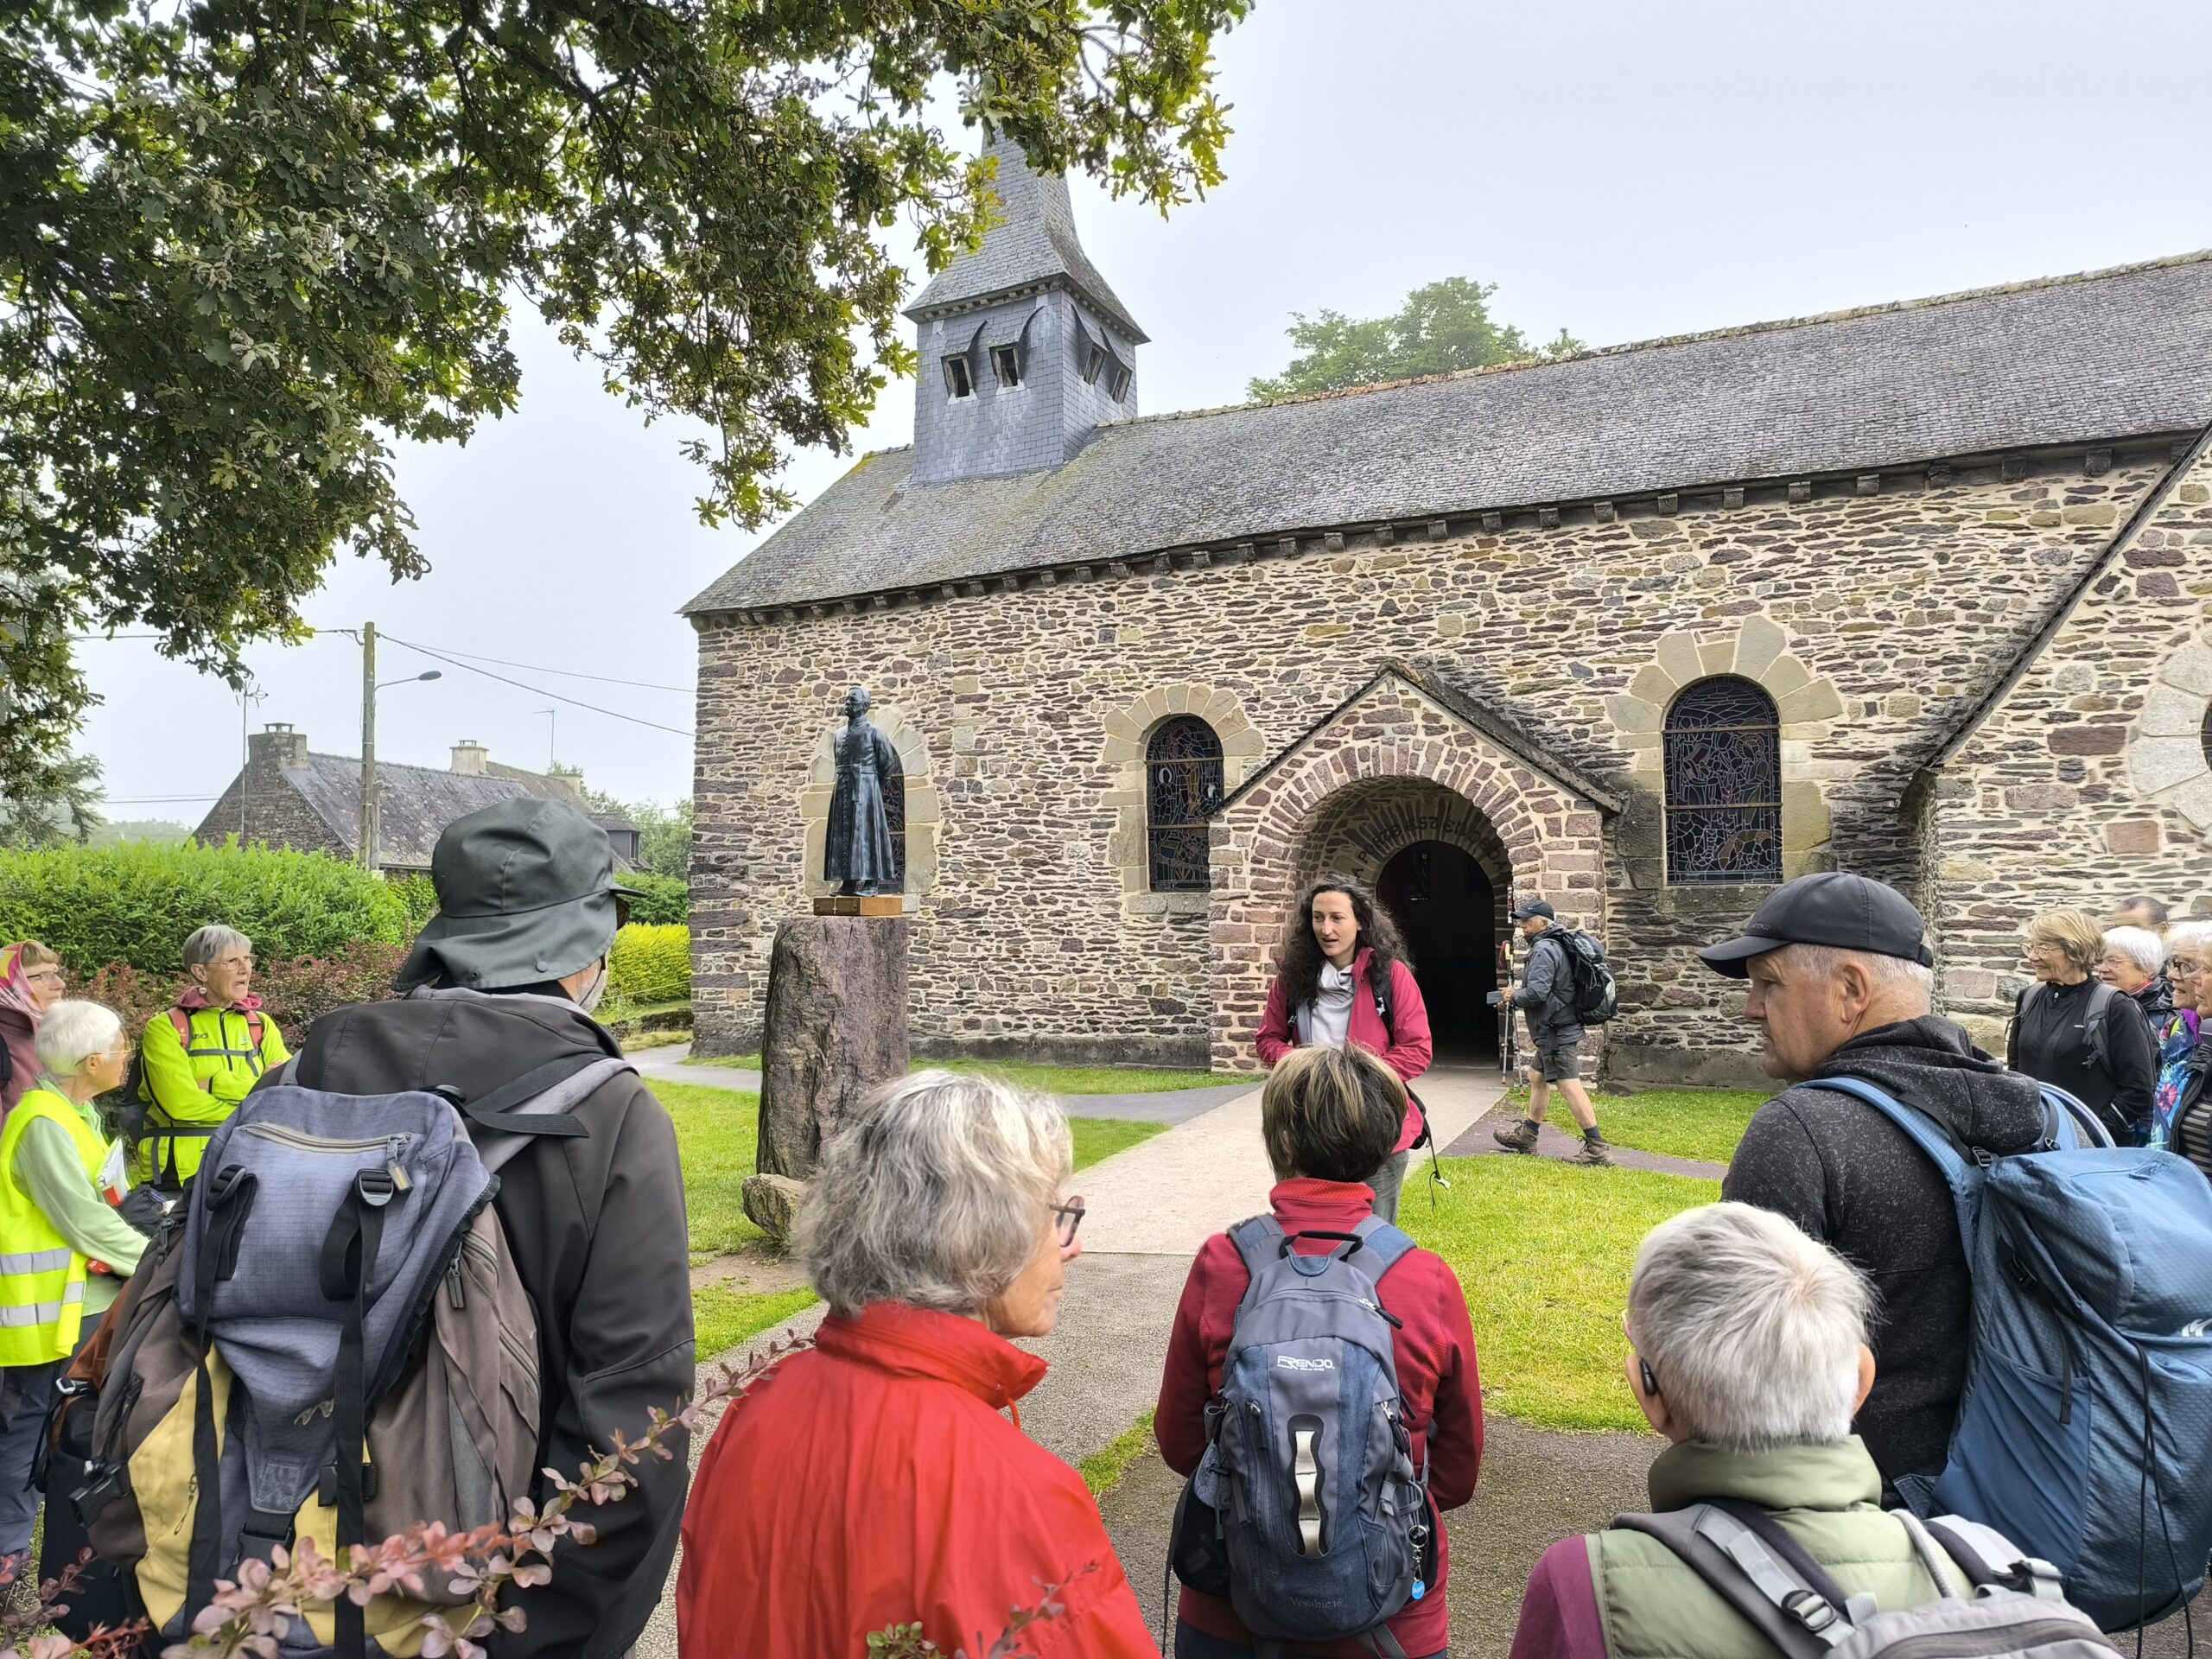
left=813, top=894, right=904, bottom=917
left=744, top=913, right=911, bottom=1243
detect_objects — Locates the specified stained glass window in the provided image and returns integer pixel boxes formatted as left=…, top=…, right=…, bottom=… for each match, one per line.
left=881, top=750, right=906, bottom=893
left=2202, top=704, right=2212, bottom=772
left=1147, top=716, right=1224, bottom=892
left=1664, top=677, right=1783, bottom=885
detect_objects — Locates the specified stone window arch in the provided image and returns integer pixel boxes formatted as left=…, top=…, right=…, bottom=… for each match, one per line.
left=1103, top=684, right=1264, bottom=917
left=1604, top=614, right=1844, bottom=887
left=1664, top=677, right=1783, bottom=884
left=2126, top=626, right=2212, bottom=831
left=798, top=705, right=939, bottom=910
left=1146, top=716, right=1224, bottom=891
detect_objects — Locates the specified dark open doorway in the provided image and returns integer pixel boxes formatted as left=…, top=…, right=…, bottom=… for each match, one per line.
left=1376, top=841, right=1500, bottom=1061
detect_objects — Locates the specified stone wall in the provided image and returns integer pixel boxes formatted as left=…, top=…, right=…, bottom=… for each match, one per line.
left=1927, top=448, right=2212, bottom=1052
left=691, top=445, right=2181, bottom=1077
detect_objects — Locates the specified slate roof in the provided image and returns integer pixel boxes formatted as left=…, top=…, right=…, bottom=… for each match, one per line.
left=906, top=140, right=1147, bottom=342
left=275, top=753, right=627, bottom=872
left=689, top=251, right=2212, bottom=616
left=1220, top=662, right=1627, bottom=817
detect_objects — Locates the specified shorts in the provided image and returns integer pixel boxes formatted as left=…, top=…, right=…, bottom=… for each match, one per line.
left=1533, top=1031, right=1583, bottom=1084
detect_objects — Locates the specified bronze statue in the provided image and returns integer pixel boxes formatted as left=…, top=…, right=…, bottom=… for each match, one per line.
left=824, top=686, right=900, bottom=895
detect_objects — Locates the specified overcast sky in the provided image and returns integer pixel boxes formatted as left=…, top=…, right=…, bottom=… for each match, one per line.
left=78, top=0, right=2212, bottom=824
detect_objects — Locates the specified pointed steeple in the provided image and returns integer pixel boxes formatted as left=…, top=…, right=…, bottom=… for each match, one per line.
left=905, top=139, right=1147, bottom=486
left=906, top=139, right=1147, bottom=343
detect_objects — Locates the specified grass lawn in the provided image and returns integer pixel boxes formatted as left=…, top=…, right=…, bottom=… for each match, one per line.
left=1402, top=1155, right=1720, bottom=1432
left=689, top=1052, right=1219, bottom=1096
left=665, top=1077, right=1166, bottom=1357
left=1078, top=1409, right=1157, bottom=1498
left=1502, top=1084, right=1768, bottom=1166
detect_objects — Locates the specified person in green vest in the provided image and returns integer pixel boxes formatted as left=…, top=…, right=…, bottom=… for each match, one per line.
left=1504, top=1202, right=1976, bottom=1659
left=134, top=925, right=289, bottom=1189
left=0, top=1000, right=147, bottom=1571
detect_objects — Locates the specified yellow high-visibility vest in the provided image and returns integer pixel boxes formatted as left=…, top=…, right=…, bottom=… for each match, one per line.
left=0, top=1086, right=110, bottom=1365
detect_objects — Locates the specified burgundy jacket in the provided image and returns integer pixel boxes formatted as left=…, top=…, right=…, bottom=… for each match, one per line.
left=1155, top=1178, right=1483, bottom=1658
left=1255, top=949, right=1433, bottom=1152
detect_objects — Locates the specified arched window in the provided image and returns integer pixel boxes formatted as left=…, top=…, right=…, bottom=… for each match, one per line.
left=881, top=750, right=907, bottom=893
left=1147, top=716, right=1224, bottom=892
left=1664, top=676, right=1783, bottom=884
left=2201, top=703, right=2212, bottom=773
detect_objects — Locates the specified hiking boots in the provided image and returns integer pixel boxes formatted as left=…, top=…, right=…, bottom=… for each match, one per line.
left=1492, top=1117, right=1541, bottom=1154
left=1575, top=1135, right=1613, bottom=1166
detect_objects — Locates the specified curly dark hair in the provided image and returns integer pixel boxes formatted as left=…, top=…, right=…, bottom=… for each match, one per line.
left=1274, top=874, right=1412, bottom=1014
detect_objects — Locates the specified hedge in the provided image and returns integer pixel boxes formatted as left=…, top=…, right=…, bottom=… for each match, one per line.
left=620, top=870, right=688, bottom=925
left=0, top=842, right=410, bottom=973
left=608, top=923, right=690, bottom=1007
left=79, top=938, right=409, bottom=1038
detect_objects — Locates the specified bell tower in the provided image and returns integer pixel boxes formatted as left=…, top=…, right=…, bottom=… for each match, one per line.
left=906, top=139, right=1147, bottom=486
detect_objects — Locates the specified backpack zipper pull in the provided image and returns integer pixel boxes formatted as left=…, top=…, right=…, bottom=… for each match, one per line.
left=1363, top=1297, right=1405, bottom=1329
left=446, top=1258, right=467, bottom=1310
left=385, top=1135, right=414, bottom=1192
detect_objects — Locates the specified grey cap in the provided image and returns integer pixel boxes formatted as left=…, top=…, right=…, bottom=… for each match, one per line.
left=1696, top=871, right=1934, bottom=981
left=395, top=798, right=642, bottom=992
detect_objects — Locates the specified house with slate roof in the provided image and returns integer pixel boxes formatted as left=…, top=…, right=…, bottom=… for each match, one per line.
left=684, top=139, right=2212, bottom=1085
left=194, top=724, right=639, bottom=873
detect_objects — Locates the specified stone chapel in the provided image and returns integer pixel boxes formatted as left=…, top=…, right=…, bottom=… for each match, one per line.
left=684, top=141, right=2212, bottom=1087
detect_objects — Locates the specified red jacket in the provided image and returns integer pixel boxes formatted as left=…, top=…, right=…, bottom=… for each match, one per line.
left=678, top=1300, right=1159, bottom=1659
left=1255, top=950, right=1433, bottom=1152
left=1154, top=1179, right=1484, bottom=1657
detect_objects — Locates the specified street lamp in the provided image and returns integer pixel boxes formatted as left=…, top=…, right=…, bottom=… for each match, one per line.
left=359, top=620, right=442, bottom=869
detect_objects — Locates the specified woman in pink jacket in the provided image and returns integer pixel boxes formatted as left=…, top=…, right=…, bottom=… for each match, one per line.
left=1255, top=875, right=1433, bottom=1220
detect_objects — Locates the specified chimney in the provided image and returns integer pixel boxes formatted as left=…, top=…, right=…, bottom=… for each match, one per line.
left=249, top=723, right=309, bottom=770
left=451, top=740, right=489, bottom=778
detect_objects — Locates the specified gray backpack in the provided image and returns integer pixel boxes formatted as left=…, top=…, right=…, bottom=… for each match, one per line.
left=1613, top=1498, right=2118, bottom=1657
left=1168, top=1215, right=1433, bottom=1658
left=82, top=1054, right=629, bottom=1658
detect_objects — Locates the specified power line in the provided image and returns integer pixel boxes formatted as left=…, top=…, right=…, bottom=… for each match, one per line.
left=389, top=642, right=693, bottom=695
left=97, top=794, right=225, bottom=804
left=376, top=632, right=694, bottom=740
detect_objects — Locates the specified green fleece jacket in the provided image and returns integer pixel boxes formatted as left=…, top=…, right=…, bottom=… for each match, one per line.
left=1591, top=1438, right=1969, bottom=1659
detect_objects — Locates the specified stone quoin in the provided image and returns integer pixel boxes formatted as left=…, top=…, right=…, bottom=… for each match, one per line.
left=683, top=142, right=2212, bottom=1087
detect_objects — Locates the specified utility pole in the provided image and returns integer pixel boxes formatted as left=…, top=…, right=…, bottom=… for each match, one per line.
left=359, top=621, right=378, bottom=869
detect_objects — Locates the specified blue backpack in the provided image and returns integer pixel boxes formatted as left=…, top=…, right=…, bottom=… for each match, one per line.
left=1168, top=1215, right=1434, bottom=1657
left=1804, top=1075, right=2212, bottom=1633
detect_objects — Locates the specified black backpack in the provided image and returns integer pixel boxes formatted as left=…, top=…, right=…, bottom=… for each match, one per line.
left=1547, top=929, right=1618, bottom=1025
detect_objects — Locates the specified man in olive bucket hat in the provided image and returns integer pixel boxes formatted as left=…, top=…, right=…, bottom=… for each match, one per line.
left=277, top=798, right=693, bottom=1658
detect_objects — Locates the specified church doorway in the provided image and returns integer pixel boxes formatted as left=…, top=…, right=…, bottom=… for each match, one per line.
left=1376, top=840, right=1500, bottom=1061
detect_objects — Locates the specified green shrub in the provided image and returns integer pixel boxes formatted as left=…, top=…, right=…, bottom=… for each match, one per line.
left=621, top=870, right=688, bottom=925
left=0, top=841, right=409, bottom=973
left=78, top=938, right=409, bottom=1037
left=387, top=871, right=441, bottom=933
left=608, top=923, right=690, bottom=1007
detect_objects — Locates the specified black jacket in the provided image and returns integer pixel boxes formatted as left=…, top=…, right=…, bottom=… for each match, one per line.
left=1722, top=1016, right=2049, bottom=1490
left=2007, top=977, right=2158, bottom=1141
left=1510, top=930, right=1580, bottom=1038
left=288, top=989, right=695, bottom=1659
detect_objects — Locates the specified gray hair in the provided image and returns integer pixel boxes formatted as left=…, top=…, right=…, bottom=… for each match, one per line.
left=181, top=925, right=251, bottom=972
left=1630, top=1202, right=1873, bottom=1451
left=34, top=1000, right=124, bottom=1079
left=2101, top=926, right=2167, bottom=976
left=2166, top=919, right=2212, bottom=960
left=798, top=1070, right=1072, bottom=1319
left=1773, top=943, right=1935, bottom=1006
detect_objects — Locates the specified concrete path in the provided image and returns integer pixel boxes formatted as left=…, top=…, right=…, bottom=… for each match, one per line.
left=1446, top=1097, right=1729, bottom=1180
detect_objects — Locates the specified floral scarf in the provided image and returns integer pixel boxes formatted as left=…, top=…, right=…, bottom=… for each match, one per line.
left=2152, top=1007, right=2202, bottom=1147
left=0, top=945, right=43, bottom=1026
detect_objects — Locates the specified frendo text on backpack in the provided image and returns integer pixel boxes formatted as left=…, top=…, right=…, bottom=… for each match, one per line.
left=1169, top=1214, right=1434, bottom=1656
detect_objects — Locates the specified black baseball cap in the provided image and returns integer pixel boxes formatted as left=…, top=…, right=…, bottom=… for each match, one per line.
left=1510, top=899, right=1555, bottom=921
left=1697, top=872, right=1934, bottom=980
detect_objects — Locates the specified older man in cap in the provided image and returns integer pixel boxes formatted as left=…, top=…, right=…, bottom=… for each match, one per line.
left=1700, top=871, right=2047, bottom=1495
left=279, top=798, right=692, bottom=1659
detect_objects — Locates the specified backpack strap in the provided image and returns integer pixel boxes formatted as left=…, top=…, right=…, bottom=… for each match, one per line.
left=1920, top=1516, right=2068, bottom=1602
left=459, top=1053, right=636, bottom=1175
left=1351, top=1214, right=1417, bottom=1280
left=1611, top=1504, right=1855, bottom=1657
left=2083, top=981, right=2117, bottom=1077
left=1227, top=1215, right=1286, bottom=1315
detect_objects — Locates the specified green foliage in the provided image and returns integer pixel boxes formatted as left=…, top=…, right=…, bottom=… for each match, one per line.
left=0, top=751, right=102, bottom=848
left=1, top=0, right=1248, bottom=802
left=386, top=872, right=442, bottom=934
left=1579, top=1087, right=1767, bottom=1166
left=693, top=1283, right=817, bottom=1358
left=660, top=1080, right=763, bottom=1256
left=620, top=870, right=689, bottom=926
left=78, top=938, right=410, bottom=1035
left=0, top=841, right=408, bottom=973
left=608, top=922, right=690, bottom=1007
left=1078, top=1409, right=1155, bottom=1498
left=923, top=1058, right=1222, bottom=1094
left=1247, top=277, right=1582, bottom=402
left=1402, top=1157, right=1719, bottom=1430
left=86, top=817, right=192, bottom=847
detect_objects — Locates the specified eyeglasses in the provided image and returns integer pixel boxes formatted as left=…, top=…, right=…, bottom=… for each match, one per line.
left=1052, top=1197, right=1086, bottom=1248
left=22, top=969, right=62, bottom=987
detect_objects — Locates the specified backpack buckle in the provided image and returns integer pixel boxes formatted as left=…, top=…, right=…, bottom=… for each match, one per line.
left=316, top=1463, right=380, bottom=1506
left=1784, top=1589, right=1841, bottom=1634
left=356, top=1169, right=396, bottom=1209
